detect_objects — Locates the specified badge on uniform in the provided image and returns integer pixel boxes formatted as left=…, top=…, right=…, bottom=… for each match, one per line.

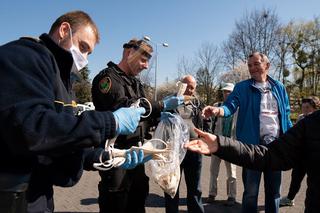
left=99, top=77, right=112, bottom=94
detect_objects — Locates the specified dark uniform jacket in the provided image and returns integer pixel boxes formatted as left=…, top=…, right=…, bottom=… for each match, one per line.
left=215, top=110, right=320, bottom=213
left=92, top=61, right=162, bottom=149
left=0, top=34, right=117, bottom=194
left=91, top=61, right=163, bottom=212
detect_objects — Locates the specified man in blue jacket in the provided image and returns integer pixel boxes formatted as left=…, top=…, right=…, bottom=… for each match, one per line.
left=202, top=52, right=292, bottom=213
left=0, top=11, right=146, bottom=213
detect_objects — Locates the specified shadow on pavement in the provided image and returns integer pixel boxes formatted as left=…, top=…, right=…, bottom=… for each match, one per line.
left=146, top=193, right=190, bottom=208
left=203, top=199, right=242, bottom=213
left=203, top=198, right=268, bottom=212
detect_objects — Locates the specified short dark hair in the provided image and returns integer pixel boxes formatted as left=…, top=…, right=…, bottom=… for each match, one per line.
left=49, top=10, right=100, bottom=43
left=302, top=96, right=319, bottom=109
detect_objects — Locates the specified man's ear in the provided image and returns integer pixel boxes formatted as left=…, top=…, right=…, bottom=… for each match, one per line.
left=58, top=22, right=70, bottom=40
left=266, top=62, right=271, bottom=70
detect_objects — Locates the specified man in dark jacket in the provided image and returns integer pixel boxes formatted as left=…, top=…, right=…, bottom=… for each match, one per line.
left=0, top=11, right=146, bottom=213
left=184, top=110, right=320, bottom=213
left=91, top=38, right=184, bottom=213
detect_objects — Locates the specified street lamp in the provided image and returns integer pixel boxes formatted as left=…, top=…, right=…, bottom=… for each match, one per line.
left=143, top=36, right=169, bottom=101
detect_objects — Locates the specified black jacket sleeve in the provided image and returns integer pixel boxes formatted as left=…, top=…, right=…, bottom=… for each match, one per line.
left=215, top=116, right=307, bottom=171
left=0, top=38, right=116, bottom=158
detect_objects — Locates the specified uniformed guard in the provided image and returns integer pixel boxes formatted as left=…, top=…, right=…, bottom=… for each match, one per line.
left=91, top=38, right=184, bottom=213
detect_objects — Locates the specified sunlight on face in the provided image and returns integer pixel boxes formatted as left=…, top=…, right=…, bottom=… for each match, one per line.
left=248, top=54, right=269, bottom=82
left=127, top=50, right=150, bottom=76
left=72, top=25, right=97, bottom=58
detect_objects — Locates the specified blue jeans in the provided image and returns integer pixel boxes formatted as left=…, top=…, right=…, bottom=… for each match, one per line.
left=164, top=151, right=204, bottom=213
left=242, top=169, right=281, bottom=213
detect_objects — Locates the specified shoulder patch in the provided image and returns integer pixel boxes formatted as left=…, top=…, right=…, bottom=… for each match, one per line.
left=99, top=77, right=112, bottom=94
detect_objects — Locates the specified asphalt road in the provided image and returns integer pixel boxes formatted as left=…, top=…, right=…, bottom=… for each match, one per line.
left=54, top=155, right=306, bottom=213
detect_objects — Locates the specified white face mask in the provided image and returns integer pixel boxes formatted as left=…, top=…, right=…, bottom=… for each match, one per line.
left=69, top=28, right=88, bottom=71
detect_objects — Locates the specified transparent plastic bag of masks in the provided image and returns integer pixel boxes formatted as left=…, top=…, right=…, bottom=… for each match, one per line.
left=145, top=113, right=189, bottom=198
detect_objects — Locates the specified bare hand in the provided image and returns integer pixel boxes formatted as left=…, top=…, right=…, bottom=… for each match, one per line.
left=201, top=106, right=220, bottom=118
left=184, top=128, right=219, bottom=155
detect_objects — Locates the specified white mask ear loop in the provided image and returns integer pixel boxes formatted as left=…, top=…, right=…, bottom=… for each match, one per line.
left=68, top=27, right=74, bottom=46
left=130, top=97, right=152, bottom=118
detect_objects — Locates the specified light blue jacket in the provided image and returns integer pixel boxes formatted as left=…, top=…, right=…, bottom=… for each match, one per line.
left=221, top=76, right=292, bottom=145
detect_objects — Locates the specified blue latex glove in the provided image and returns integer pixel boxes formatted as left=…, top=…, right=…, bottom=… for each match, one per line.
left=113, top=107, right=146, bottom=135
left=162, top=95, right=184, bottom=111
left=120, top=149, right=153, bottom=169
left=160, top=112, right=175, bottom=120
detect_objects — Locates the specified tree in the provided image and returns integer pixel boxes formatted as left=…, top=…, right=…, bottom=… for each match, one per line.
left=72, top=66, right=92, bottom=103
left=195, top=42, right=221, bottom=105
left=219, top=62, right=250, bottom=83
left=157, top=81, right=178, bottom=100
left=222, top=8, right=281, bottom=64
left=286, top=19, right=320, bottom=96
left=177, top=56, right=196, bottom=79
left=271, top=23, right=294, bottom=85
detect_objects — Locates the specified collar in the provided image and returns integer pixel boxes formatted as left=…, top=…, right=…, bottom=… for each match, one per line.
left=250, top=75, right=277, bottom=88
left=39, top=34, right=74, bottom=83
left=107, top=61, right=140, bottom=86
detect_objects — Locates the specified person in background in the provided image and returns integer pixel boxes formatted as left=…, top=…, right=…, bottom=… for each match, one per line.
left=207, top=82, right=237, bottom=206
left=91, top=38, right=184, bottom=213
left=164, top=75, right=207, bottom=213
left=202, top=52, right=292, bottom=213
left=280, top=96, right=319, bottom=207
left=0, top=11, right=146, bottom=213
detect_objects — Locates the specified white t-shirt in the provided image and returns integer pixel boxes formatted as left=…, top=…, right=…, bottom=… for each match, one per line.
left=254, top=81, right=280, bottom=144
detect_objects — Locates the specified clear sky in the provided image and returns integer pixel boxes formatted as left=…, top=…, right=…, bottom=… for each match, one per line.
left=1, top=0, right=319, bottom=85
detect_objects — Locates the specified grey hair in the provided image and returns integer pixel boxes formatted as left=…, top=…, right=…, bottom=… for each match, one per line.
left=249, top=52, right=270, bottom=64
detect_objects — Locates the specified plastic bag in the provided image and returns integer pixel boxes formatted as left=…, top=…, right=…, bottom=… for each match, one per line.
left=146, top=113, right=189, bottom=198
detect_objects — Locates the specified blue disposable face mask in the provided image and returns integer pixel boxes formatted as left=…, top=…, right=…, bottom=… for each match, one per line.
left=69, top=28, right=88, bottom=71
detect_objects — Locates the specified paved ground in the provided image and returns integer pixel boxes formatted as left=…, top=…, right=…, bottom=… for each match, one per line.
left=54, top=155, right=306, bottom=213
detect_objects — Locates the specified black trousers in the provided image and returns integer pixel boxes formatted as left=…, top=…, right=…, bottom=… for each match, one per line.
left=0, top=191, right=27, bottom=213
left=98, top=165, right=149, bottom=213
left=287, top=166, right=306, bottom=200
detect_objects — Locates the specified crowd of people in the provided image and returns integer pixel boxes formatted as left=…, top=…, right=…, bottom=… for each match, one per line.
left=0, top=9, right=318, bottom=213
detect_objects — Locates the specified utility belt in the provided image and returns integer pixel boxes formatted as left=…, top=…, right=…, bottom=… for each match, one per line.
left=115, top=121, right=148, bottom=149
left=0, top=173, right=30, bottom=192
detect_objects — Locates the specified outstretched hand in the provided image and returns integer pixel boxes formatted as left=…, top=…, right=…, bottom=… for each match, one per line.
left=201, top=106, right=220, bottom=118
left=184, top=128, right=219, bottom=155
